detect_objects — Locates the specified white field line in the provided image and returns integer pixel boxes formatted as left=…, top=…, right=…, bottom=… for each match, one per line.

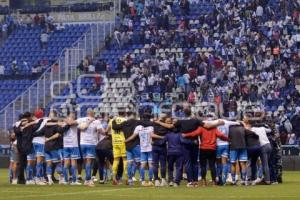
left=0, top=188, right=140, bottom=199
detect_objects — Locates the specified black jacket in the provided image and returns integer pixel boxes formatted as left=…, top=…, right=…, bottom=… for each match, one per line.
left=14, top=119, right=44, bottom=155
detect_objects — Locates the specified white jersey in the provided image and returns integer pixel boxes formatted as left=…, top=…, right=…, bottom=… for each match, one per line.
left=251, top=127, right=270, bottom=146
left=32, top=118, right=49, bottom=145
left=77, top=117, right=101, bottom=146
left=204, top=120, right=239, bottom=146
left=63, top=125, right=79, bottom=148
left=134, top=125, right=153, bottom=152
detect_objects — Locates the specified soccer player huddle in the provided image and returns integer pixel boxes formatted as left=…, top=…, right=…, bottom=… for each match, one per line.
left=9, top=106, right=282, bottom=187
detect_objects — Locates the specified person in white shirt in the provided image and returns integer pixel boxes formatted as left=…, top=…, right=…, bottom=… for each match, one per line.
left=126, top=114, right=163, bottom=186
left=244, top=116, right=272, bottom=185
left=0, top=63, right=4, bottom=75
left=77, top=109, right=102, bottom=186
left=62, top=112, right=81, bottom=185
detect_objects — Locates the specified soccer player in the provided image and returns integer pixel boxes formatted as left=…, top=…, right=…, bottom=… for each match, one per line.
left=215, top=119, right=240, bottom=185
left=62, top=112, right=81, bottom=185
left=228, top=123, right=249, bottom=185
left=77, top=109, right=102, bottom=186
left=182, top=120, right=229, bottom=186
left=42, top=110, right=66, bottom=185
left=126, top=113, right=164, bottom=186
left=108, top=110, right=128, bottom=185
left=111, top=112, right=142, bottom=185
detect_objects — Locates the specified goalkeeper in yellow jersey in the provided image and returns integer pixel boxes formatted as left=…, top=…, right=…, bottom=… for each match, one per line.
left=107, top=110, right=128, bottom=185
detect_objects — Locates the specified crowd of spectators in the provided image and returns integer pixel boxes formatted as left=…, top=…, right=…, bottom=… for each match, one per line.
left=100, top=0, right=300, bottom=145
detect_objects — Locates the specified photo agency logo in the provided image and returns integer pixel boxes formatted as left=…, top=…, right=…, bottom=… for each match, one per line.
left=50, top=74, right=138, bottom=119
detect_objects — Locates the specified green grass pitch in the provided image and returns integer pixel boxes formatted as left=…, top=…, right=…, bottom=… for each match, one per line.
left=0, top=170, right=299, bottom=200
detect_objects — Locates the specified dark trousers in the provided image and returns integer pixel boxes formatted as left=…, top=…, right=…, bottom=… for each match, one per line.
left=152, top=146, right=167, bottom=180
left=17, top=153, right=27, bottom=184
left=96, top=149, right=113, bottom=180
left=182, top=144, right=199, bottom=182
left=248, top=146, right=261, bottom=181
left=199, top=149, right=217, bottom=181
left=167, top=154, right=183, bottom=184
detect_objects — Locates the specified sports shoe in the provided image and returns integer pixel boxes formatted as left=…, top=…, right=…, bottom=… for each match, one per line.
left=77, top=175, right=83, bottom=181
left=173, top=183, right=179, bottom=187
left=99, top=180, right=105, bottom=184
left=254, top=178, right=263, bottom=184
left=92, top=176, right=98, bottom=182
left=48, top=180, right=54, bottom=185
left=36, top=180, right=47, bottom=185
left=70, top=181, right=82, bottom=185
left=141, top=181, right=148, bottom=186
left=11, top=179, right=18, bottom=185
left=132, top=177, right=137, bottom=182
left=112, top=179, right=119, bottom=185
left=26, top=180, right=35, bottom=185
left=160, top=179, right=168, bottom=187
left=84, top=180, right=95, bottom=187
left=186, top=182, right=194, bottom=188
left=169, top=182, right=174, bottom=187
left=198, top=176, right=202, bottom=181
left=155, top=180, right=160, bottom=187
left=148, top=181, right=154, bottom=186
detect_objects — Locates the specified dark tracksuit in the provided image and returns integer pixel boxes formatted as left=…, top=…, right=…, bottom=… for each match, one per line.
left=164, top=131, right=183, bottom=184
left=151, top=123, right=169, bottom=181
left=175, top=118, right=204, bottom=183
left=96, top=136, right=113, bottom=181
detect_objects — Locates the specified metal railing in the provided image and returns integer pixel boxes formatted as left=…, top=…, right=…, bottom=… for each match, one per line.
left=0, top=21, right=115, bottom=132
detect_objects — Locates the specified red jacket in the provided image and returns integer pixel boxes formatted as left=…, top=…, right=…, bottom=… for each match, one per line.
left=184, top=127, right=228, bottom=150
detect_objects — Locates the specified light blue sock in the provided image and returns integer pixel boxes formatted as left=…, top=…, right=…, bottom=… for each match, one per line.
left=241, top=169, right=247, bottom=181
left=149, top=166, right=153, bottom=181
left=37, top=162, right=44, bottom=178
left=217, top=163, right=222, bottom=181
left=127, top=162, right=133, bottom=180
left=85, top=164, right=91, bottom=181
left=232, top=173, right=236, bottom=183
left=26, top=165, right=33, bottom=180
left=56, top=163, right=63, bottom=174
left=9, top=167, right=13, bottom=182
left=46, top=165, right=52, bottom=176
left=140, top=167, right=145, bottom=181
left=71, top=166, right=77, bottom=182
left=223, top=163, right=230, bottom=184
left=63, top=166, right=69, bottom=182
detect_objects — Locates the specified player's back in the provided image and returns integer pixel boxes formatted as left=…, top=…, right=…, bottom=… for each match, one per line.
left=135, top=125, right=153, bottom=152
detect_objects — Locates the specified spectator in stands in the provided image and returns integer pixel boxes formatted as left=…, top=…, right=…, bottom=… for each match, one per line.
left=25, top=15, right=32, bottom=29
left=0, top=62, right=4, bottom=77
left=33, top=14, right=40, bottom=26
left=40, top=31, right=49, bottom=49
left=11, top=58, right=18, bottom=75
left=56, top=23, right=65, bottom=32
